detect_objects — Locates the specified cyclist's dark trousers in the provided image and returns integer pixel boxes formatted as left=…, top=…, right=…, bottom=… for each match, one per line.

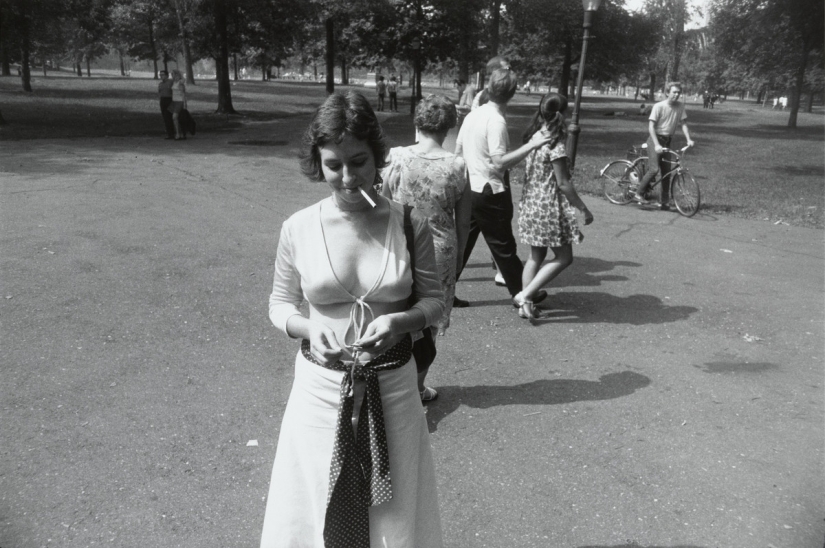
left=458, top=182, right=523, bottom=297
left=638, top=134, right=673, bottom=203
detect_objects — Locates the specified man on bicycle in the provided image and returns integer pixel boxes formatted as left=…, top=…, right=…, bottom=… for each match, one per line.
left=634, top=81, right=695, bottom=210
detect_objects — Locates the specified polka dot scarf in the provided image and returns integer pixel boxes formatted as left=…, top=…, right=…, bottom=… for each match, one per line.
left=300, top=336, right=413, bottom=548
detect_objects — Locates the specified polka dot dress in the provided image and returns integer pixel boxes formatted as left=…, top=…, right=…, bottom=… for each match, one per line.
left=300, top=337, right=412, bottom=548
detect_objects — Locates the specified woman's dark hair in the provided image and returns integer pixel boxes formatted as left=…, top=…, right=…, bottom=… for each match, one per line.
left=414, top=94, right=457, bottom=135
left=522, top=92, right=568, bottom=147
left=300, top=91, right=387, bottom=181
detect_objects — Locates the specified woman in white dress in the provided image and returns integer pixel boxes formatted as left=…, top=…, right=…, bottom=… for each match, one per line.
left=261, top=91, right=445, bottom=548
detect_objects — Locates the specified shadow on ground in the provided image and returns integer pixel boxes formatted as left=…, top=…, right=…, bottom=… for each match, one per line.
left=460, top=290, right=697, bottom=325
left=577, top=545, right=707, bottom=548
left=460, top=256, right=641, bottom=289
left=426, top=371, right=650, bottom=432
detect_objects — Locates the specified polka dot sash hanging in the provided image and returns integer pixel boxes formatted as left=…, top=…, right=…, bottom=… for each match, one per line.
left=300, top=336, right=413, bottom=548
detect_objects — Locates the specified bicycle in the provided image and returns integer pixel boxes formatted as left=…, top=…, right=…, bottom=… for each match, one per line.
left=599, top=144, right=701, bottom=217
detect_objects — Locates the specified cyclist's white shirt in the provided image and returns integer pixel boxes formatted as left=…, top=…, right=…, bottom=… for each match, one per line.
left=650, top=100, right=687, bottom=137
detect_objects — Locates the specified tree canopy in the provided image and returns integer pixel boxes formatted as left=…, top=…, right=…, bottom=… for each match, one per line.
left=1, top=0, right=822, bottom=120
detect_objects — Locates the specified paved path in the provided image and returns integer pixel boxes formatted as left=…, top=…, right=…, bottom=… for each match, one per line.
left=2, top=113, right=823, bottom=548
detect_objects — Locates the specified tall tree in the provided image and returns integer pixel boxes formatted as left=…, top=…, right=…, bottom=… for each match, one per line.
left=710, top=0, right=824, bottom=127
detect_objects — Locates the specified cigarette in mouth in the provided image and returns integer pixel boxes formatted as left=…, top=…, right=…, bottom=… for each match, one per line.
left=360, top=188, right=377, bottom=208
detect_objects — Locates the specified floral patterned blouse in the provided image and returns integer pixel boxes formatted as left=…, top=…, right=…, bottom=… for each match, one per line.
left=381, top=146, right=468, bottom=330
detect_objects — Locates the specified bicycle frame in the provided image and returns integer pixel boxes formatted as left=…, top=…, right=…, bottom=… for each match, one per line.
left=631, top=145, right=690, bottom=187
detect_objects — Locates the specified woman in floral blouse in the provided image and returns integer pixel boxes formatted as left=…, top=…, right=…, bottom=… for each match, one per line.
left=381, top=94, right=471, bottom=402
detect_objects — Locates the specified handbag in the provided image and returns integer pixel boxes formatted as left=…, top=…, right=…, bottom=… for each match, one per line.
left=402, top=205, right=437, bottom=373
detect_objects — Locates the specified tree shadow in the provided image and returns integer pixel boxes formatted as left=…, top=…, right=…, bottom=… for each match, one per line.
left=426, top=371, right=651, bottom=432
left=691, top=122, right=823, bottom=142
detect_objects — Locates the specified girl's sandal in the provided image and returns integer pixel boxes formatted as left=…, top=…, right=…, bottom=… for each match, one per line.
left=420, top=386, right=438, bottom=402
left=513, top=293, right=543, bottom=319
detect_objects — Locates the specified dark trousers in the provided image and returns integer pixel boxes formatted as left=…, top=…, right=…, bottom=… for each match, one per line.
left=638, top=134, right=674, bottom=203
left=459, top=183, right=523, bottom=296
left=389, top=92, right=397, bottom=111
left=160, top=97, right=175, bottom=138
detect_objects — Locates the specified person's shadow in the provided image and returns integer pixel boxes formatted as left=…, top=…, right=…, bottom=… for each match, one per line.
left=426, top=371, right=650, bottom=432
left=460, top=257, right=640, bottom=289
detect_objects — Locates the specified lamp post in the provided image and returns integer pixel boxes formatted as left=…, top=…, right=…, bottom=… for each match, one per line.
left=410, top=38, right=421, bottom=115
left=566, top=0, right=602, bottom=168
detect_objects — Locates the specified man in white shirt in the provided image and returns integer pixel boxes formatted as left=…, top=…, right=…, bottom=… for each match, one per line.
left=455, top=68, right=553, bottom=299
left=634, top=81, right=695, bottom=210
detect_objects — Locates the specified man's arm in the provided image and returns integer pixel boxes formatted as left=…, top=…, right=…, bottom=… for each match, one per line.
left=490, top=130, right=553, bottom=172
left=647, top=120, right=662, bottom=152
left=681, top=122, right=694, bottom=147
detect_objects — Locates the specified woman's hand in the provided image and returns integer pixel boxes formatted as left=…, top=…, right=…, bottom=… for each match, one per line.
left=352, top=315, right=397, bottom=356
left=306, top=322, right=343, bottom=366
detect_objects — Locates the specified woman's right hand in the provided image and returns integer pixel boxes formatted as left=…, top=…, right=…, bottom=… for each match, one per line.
left=306, top=322, right=343, bottom=366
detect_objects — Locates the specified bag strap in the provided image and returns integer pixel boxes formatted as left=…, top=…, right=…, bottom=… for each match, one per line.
left=402, top=205, right=416, bottom=306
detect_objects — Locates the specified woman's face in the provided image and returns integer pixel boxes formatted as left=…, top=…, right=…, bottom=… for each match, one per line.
left=318, top=133, right=376, bottom=207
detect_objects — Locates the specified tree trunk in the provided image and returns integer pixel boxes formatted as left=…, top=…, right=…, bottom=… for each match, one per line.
left=233, top=53, right=238, bottom=80
left=806, top=90, right=814, bottom=113
left=787, top=40, right=810, bottom=128
left=490, top=0, right=501, bottom=57
left=20, top=9, right=32, bottom=92
left=86, top=57, right=91, bottom=77
left=76, top=61, right=82, bottom=76
left=214, top=0, right=236, bottom=114
left=667, top=0, right=685, bottom=82
left=325, top=18, right=334, bottom=94
left=42, top=59, right=46, bottom=77
left=163, top=54, right=169, bottom=74
left=148, top=19, right=159, bottom=79
left=0, top=6, right=9, bottom=76
left=173, top=0, right=196, bottom=85
left=558, top=36, right=572, bottom=97
left=119, top=51, right=125, bottom=76
left=340, top=56, right=348, bottom=85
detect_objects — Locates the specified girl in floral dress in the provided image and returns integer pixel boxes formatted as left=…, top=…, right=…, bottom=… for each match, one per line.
left=513, top=93, right=594, bottom=319
left=381, top=94, right=471, bottom=401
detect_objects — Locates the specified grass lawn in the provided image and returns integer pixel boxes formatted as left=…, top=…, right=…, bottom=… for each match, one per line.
left=2, top=72, right=823, bottom=228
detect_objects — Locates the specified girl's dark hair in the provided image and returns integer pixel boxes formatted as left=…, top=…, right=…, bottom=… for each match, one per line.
left=414, top=94, right=457, bottom=135
left=300, top=91, right=387, bottom=181
left=522, top=92, right=568, bottom=147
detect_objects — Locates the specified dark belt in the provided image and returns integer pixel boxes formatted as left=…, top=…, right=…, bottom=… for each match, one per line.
left=300, top=335, right=412, bottom=548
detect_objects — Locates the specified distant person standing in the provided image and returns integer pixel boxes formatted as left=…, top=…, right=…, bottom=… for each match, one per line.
left=169, top=69, right=187, bottom=140
left=388, top=76, right=399, bottom=112
left=376, top=76, right=387, bottom=112
left=158, top=70, right=175, bottom=140
left=702, top=90, right=710, bottom=109
left=634, top=81, right=695, bottom=210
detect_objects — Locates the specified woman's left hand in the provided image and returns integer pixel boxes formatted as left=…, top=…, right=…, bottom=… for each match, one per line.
left=352, top=315, right=396, bottom=356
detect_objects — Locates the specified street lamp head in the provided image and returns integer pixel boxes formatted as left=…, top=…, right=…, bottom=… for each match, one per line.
left=582, top=0, right=602, bottom=11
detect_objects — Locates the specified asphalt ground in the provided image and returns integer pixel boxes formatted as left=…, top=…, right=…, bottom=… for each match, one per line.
left=1, top=102, right=823, bottom=548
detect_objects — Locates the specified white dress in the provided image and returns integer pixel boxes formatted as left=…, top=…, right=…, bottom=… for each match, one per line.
left=261, top=200, right=444, bottom=548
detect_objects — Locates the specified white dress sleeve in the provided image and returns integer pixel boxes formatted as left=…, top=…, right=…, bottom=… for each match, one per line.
left=268, top=221, right=304, bottom=335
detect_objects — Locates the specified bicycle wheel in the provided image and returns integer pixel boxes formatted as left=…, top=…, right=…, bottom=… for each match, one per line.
left=672, top=171, right=701, bottom=217
left=601, top=160, right=637, bottom=205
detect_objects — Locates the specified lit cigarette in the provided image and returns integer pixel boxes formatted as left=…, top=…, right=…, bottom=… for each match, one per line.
left=360, top=188, right=377, bottom=208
